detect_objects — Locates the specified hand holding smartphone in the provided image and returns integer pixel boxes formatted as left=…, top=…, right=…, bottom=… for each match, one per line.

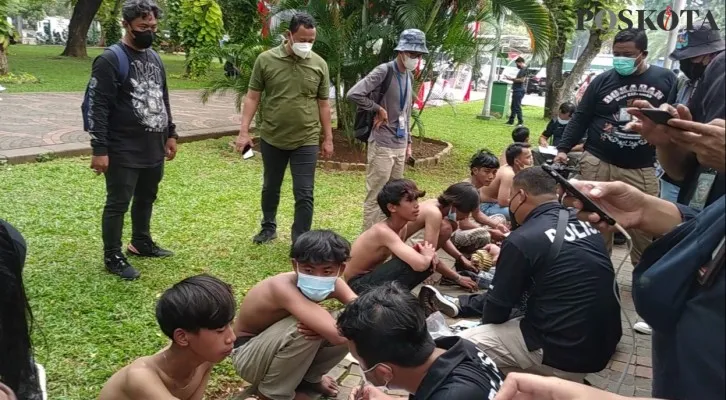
left=541, top=164, right=617, bottom=226
left=638, top=108, right=674, bottom=125
left=242, top=144, right=254, bottom=160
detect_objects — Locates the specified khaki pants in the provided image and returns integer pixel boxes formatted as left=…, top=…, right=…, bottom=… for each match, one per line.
left=363, top=142, right=406, bottom=230
left=459, top=318, right=586, bottom=382
left=230, top=316, right=349, bottom=400
left=578, top=151, right=659, bottom=266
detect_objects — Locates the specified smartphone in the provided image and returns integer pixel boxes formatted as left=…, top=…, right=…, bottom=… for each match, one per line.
left=242, top=144, right=254, bottom=160
left=407, top=156, right=416, bottom=167
left=541, top=164, right=617, bottom=226
left=639, top=108, right=673, bottom=125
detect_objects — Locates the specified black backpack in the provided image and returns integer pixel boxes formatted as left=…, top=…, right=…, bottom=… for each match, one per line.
left=352, top=61, right=396, bottom=143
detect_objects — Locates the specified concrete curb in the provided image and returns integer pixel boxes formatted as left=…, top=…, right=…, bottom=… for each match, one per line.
left=0, top=126, right=240, bottom=165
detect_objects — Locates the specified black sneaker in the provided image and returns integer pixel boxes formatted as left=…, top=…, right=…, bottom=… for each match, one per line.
left=419, top=285, right=460, bottom=318
left=104, top=253, right=140, bottom=280
left=127, top=241, right=174, bottom=257
left=505, top=120, right=515, bottom=125
left=253, top=229, right=277, bottom=244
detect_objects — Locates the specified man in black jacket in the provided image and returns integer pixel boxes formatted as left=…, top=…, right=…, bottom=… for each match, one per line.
left=339, top=283, right=503, bottom=400
left=87, top=0, right=177, bottom=280
left=421, top=167, right=622, bottom=381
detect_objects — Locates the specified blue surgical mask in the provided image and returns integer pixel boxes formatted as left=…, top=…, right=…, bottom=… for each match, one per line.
left=557, top=117, right=569, bottom=125
left=447, top=207, right=457, bottom=221
left=296, top=269, right=338, bottom=302
left=613, top=56, right=637, bottom=76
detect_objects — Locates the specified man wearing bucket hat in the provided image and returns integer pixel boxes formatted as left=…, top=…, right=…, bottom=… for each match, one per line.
left=348, top=29, right=429, bottom=230
left=629, top=21, right=724, bottom=215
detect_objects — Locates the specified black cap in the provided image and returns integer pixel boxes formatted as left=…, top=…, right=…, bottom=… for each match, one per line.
left=669, top=21, right=725, bottom=61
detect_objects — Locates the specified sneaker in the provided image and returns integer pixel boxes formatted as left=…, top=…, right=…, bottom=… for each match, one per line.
left=634, top=321, right=652, bottom=335
left=505, top=120, right=515, bottom=125
left=419, top=285, right=460, bottom=318
left=127, top=241, right=174, bottom=257
left=253, top=229, right=277, bottom=244
left=104, top=253, right=141, bottom=280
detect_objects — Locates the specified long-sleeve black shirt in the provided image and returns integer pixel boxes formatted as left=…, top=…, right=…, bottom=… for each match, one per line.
left=558, top=66, right=676, bottom=169
left=87, top=43, right=177, bottom=168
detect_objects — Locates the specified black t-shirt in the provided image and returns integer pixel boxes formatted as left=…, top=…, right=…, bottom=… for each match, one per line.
left=676, top=52, right=725, bottom=209
left=482, top=202, right=622, bottom=373
left=558, top=66, right=677, bottom=169
left=411, top=336, right=503, bottom=400
left=512, top=67, right=527, bottom=91
left=88, top=43, right=177, bottom=168
left=542, top=119, right=585, bottom=147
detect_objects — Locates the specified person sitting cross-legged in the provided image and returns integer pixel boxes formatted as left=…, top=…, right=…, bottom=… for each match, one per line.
left=339, top=282, right=504, bottom=400
left=420, top=167, right=622, bottom=382
left=99, top=274, right=238, bottom=400
left=231, top=230, right=356, bottom=400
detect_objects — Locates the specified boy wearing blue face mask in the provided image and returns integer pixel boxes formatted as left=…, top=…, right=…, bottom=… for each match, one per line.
left=230, top=230, right=356, bottom=400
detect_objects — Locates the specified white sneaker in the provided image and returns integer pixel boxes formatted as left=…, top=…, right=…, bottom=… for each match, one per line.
left=634, top=321, right=652, bottom=335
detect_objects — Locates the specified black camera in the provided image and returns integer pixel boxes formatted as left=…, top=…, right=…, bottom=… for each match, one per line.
left=543, top=160, right=578, bottom=179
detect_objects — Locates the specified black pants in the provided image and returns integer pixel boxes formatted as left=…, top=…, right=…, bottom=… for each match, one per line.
left=348, top=257, right=433, bottom=295
left=458, top=293, right=486, bottom=318
left=102, top=163, right=164, bottom=256
left=508, top=89, right=525, bottom=124
left=260, top=140, right=318, bottom=243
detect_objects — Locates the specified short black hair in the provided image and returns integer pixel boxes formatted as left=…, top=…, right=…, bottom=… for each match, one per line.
left=377, top=179, right=426, bottom=217
left=337, top=282, right=435, bottom=368
left=512, top=166, right=557, bottom=196
left=290, top=229, right=351, bottom=265
left=614, top=28, right=648, bottom=52
left=515, top=56, right=525, bottom=64
left=289, top=12, right=316, bottom=33
left=505, top=142, right=531, bottom=166
left=155, top=274, right=236, bottom=339
left=511, top=126, right=530, bottom=143
left=437, top=182, right=479, bottom=213
left=559, top=102, right=576, bottom=115
left=469, top=149, right=500, bottom=172
left=122, top=0, right=161, bottom=22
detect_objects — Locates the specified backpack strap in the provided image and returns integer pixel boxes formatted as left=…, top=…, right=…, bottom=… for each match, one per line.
left=376, top=61, right=396, bottom=104
left=107, top=43, right=129, bottom=85
left=547, top=209, right=570, bottom=266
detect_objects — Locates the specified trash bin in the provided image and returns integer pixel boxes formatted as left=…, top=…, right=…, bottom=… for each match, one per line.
left=489, top=81, right=511, bottom=118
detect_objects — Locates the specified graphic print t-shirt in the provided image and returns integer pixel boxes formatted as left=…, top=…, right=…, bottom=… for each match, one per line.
left=88, top=44, right=176, bottom=168
left=558, top=66, right=676, bottom=169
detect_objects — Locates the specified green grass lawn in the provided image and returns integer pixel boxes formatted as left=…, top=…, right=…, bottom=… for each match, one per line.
left=3, top=45, right=219, bottom=92
left=0, top=102, right=547, bottom=399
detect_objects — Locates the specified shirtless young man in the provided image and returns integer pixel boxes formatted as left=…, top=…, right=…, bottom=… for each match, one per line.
left=480, top=143, right=533, bottom=219
left=231, top=230, right=356, bottom=400
left=458, top=149, right=510, bottom=233
left=344, top=179, right=439, bottom=294
left=402, top=182, right=481, bottom=289
left=99, top=274, right=237, bottom=400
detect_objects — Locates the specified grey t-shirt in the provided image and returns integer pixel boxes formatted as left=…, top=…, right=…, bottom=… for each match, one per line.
left=347, top=62, right=412, bottom=149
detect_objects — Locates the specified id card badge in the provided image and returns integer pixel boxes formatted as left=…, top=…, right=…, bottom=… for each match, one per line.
left=688, top=171, right=717, bottom=211
left=396, top=114, right=406, bottom=138
left=618, top=107, right=632, bottom=122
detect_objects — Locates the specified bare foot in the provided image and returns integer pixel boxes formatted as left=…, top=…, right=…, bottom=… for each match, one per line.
left=303, top=375, right=339, bottom=397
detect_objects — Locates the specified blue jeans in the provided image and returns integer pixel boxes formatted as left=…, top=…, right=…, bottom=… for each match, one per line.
left=660, top=179, right=680, bottom=203
left=480, top=202, right=509, bottom=220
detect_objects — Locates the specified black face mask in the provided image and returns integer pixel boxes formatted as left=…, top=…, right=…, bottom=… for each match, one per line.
left=679, top=58, right=707, bottom=81
left=508, top=192, right=526, bottom=230
left=131, top=29, right=155, bottom=49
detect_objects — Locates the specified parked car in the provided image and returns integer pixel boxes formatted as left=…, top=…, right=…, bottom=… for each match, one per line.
left=526, top=68, right=547, bottom=96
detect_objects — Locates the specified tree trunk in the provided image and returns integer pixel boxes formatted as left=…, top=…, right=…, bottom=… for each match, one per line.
left=0, top=47, right=9, bottom=75
left=61, top=0, right=104, bottom=57
left=546, top=26, right=604, bottom=117
left=543, top=28, right=568, bottom=118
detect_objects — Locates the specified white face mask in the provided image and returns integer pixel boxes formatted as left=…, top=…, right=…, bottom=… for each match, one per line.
left=403, top=55, right=418, bottom=71
left=292, top=41, right=313, bottom=59
left=557, top=117, right=569, bottom=125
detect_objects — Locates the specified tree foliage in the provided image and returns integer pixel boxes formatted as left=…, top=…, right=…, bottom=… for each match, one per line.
left=179, top=0, right=225, bottom=77
left=217, top=0, right=262, bottom=44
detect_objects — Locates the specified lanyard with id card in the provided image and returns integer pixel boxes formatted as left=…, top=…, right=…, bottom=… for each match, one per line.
left=689, top=169, right=717, bottom=211
left=395, top=71, right=409, bottom=139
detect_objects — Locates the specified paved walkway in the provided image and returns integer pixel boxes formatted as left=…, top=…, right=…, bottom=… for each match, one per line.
left=0, top=90, right=241, bottom=163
